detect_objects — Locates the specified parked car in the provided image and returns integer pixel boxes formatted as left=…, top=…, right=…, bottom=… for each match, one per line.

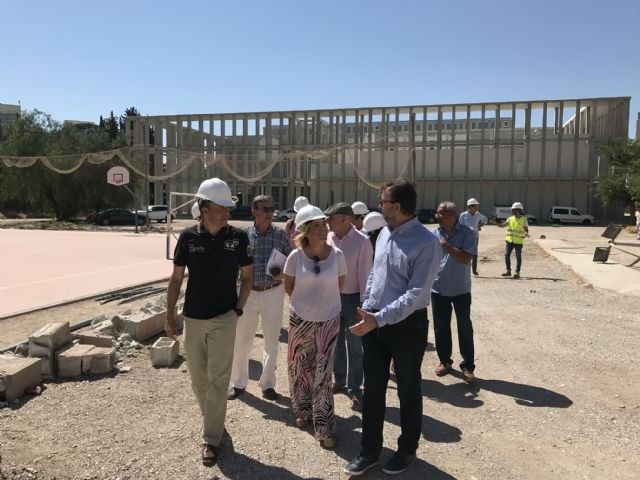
left=134, top=205, right=174, bottom=223
left=92, top=208, right=144, bottom=226
left=416, top=208, right=436, bottom=223
left=229, top=205, right=253, bottom=220
left=548, top=206, right=595, bottom=225
left=273, top=208, right=296, bottom=221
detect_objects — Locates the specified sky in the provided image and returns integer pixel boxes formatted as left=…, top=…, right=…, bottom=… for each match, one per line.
left=2, top=0, right=639, bottom=136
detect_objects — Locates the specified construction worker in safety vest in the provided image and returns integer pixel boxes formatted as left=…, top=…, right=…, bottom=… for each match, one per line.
left=495, top=202, right=529, bottom=279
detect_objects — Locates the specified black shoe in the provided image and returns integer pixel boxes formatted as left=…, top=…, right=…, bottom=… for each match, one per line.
left=227, top=387, right=245, bottom=400
left=350, top=393, right=362, bottom=412
left=382, top=452, right=416, bottom=475
left=472, top=270, right=479, bottom=275
left=202, top=444, right=217, bottom=466
left=344, top=455, right=379, bottom=476
left=262, top=388, right=280, bottom=401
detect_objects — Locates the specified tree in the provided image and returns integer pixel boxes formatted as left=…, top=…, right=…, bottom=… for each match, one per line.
left=0, top=110, right=142, bottom=220
left=594, top=138, right=640, bottom=217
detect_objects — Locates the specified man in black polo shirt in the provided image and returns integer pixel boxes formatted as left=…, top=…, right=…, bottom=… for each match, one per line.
left=165, top=178, right=253, bottom=466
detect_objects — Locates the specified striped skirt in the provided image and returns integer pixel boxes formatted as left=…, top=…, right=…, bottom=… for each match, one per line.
left=287, top=310, right=340, bottom=440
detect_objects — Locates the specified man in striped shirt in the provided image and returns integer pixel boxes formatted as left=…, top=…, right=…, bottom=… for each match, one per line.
left=228, top=195, right=292, bottom=401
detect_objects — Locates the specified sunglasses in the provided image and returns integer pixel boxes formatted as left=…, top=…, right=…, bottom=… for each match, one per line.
left=312, top=256, right=321, bottom=275
left=257, top=206, right=275, bottom=213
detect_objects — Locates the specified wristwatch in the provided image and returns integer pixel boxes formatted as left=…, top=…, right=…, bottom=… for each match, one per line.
left=234, top=308, right=244, bottom=317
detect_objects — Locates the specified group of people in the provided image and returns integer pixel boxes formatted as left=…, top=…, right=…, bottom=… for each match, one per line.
left=165, top=176, right=530, bottom=475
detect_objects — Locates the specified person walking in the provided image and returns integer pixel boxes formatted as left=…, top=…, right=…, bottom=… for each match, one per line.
left=283, top=204, right=347, bottom=449
left=228, top=195, right=292, bottom=401
left=496, top=202, right=529, bottom=279
left=459, top=198, right=487, bottom=275
left=284, top=196, right=309, bottom=249
left=431, top=201, right=478, bottom=382
left=351, top=201, right=370, bottom=232
left=345, top=179, right=441, bottom=476
left=165, top=178, right=253, bottom=466
left=325, top=202, right=373, bottom=411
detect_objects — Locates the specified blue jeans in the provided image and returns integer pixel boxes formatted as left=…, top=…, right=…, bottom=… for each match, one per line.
left=504, top=241, right=522, bottom=272
left=333, top=293, right=363, bottom=396
left=431, top=292, right=475, bottom=372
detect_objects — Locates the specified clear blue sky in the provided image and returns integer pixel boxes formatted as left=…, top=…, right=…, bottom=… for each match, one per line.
left=3, top=0, right=639, bottom=136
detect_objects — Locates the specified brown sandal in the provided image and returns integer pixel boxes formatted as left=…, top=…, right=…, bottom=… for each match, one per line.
left=202, top=444, right=217, bottom=465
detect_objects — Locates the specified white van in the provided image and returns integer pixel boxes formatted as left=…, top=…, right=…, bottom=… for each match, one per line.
left=548, top=206, right=595, bottom=225
left=492, top=206, right=537, bottom=224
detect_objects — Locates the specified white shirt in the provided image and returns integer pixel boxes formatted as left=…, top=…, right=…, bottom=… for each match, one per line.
left=284, top=246, right=347, bottom=322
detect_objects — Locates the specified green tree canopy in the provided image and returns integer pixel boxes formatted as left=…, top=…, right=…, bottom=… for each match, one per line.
left=0, top=108, right=144, bottom=220
left=594, top=137, right=640, bottom=209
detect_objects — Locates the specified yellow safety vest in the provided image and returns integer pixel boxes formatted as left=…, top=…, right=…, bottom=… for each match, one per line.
left=505, top=216, right=526, bottom=245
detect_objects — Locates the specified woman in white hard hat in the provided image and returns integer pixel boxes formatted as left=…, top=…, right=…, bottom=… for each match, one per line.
left=351, top=201, right=370, bottom=231
left=495, top=202, right=529, bottom=279
left=284, top=196, right=309, bottom=249
left=283, top=204, right=347, bottom=449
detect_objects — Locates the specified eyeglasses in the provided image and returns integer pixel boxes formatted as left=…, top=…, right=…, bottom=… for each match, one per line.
left=257, top=206, right=275, bottom=213
left=435, top=210, right=454, bottom=217
left=312, top=256, right=320, bottom=275
left=379, top=199, right=397, bottom=206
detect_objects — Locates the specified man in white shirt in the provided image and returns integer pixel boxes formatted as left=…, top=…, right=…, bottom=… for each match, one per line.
left=325, top=202, right=373, bottom=411
left=458, top=198, right=487, bottom=276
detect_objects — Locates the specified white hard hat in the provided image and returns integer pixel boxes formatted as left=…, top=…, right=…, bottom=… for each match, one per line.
left=351, top=201, right=369, bottom=215
left=511, top=202, right=524, bottom=210
left=295, top=204, right=327, bottom=230
left=293, top=196, right=309, bottom=212
left=194, top=178, right=237, bottom=208
left=191, top=202, right=201, bottom=219
left=362, top=211, right=386, bottom=233
left=467, top=198, right=480, bottom=206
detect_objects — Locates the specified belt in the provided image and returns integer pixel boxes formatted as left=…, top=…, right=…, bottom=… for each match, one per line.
left=252, top=282, right=282, bottom=292
left=340, top=292, right=360, bottom=297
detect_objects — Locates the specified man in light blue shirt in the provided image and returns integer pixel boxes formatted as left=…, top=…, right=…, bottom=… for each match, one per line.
left=458, top=197, right=487, bottom=276
left=432, top=201, right=477, bottom=383
left=345, top=179, right=441, bottom=477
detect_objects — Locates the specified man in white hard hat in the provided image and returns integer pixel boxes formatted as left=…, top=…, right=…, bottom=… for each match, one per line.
left=284, top=196, right=309, bottom=249
left=495, top=202, right=529, bottom=279
left=459, top=198, right=487, bottom=275
left=362, top=211, right=386, bottom=254
left=346, top=179, right=441, bottom=476
left=165, top=177, right=253, bottom=466
left=351, top=201, right=369, bottom=232
left=324, top=202, right=373, bottom=411
left=228, top=194, right=292, bottom=402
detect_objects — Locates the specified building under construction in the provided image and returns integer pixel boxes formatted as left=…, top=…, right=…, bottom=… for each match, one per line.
left=126, top=96, right=630, bottom=219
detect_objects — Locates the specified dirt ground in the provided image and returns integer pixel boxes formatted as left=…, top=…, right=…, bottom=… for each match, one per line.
left=1, top=227, right=639, bottom=479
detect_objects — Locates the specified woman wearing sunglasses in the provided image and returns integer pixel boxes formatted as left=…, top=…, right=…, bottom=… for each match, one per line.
left=283, top=204, right=347, bottom=449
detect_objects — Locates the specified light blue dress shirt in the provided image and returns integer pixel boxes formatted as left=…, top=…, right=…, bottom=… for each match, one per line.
left=431, top=223, right=476, bottom=297
left=459, top=211, right=488, bottom=231
left=362, top=217, right=441, bottom=328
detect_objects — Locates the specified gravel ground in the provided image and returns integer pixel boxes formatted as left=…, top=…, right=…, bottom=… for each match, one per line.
left=1, top=228, right=639, bottom=479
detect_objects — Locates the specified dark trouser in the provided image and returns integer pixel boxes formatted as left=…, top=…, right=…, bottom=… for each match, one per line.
left=431, top=292, right=475, bottom=372
left=333, top=293, right=363, bottom=396
left=360, top=309, right=428, bottom=458
left=472, top=234, right=479, bottom=272
left=504, top=241, right=522, bottom=272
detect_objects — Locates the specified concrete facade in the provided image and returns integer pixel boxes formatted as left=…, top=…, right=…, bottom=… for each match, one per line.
left=127, top=97, right=631, bottom=220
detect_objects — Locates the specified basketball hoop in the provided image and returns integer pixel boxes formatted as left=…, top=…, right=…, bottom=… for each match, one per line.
left=107, top=166, right=130, bottom=186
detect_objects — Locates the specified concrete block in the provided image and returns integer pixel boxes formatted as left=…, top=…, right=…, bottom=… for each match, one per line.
left=28, top=341, right=56, bottom=379
left=150, top=337, right=180, bottom=367
left=0, top=355, right=42, bottom=402
left=93, top=319, right=115, bottom=337
left=28, top=341, right=53, bottom=358
left=72, top=331, right=113, bottom=348
left=29, top=322, right=72, bottom=349
left=121, top=309, right=171, bottom=341
left=57, top=344, right=95, bottom=378
left=88, top=347, right=116, bottom=375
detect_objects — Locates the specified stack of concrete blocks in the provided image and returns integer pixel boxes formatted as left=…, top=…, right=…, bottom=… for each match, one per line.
left=113, top=306, right=181, bottom=342
left=56, top=343, right=116, bottom=378
left=28, top=323, right=73, bottom=379
left=150, top=337, right=180, bottom=367
left=0, top=355, right=42, bottom=402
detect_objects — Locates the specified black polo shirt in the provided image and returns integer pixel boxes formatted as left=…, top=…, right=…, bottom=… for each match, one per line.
left=174, top=224, right=252, bottom=320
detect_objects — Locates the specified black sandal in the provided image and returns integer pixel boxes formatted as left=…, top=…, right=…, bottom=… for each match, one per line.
left=202, top=444, right=217, bottom=465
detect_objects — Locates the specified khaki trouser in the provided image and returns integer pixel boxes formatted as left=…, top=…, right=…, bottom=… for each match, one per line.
left=183, top=310, right=237, bottom=446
